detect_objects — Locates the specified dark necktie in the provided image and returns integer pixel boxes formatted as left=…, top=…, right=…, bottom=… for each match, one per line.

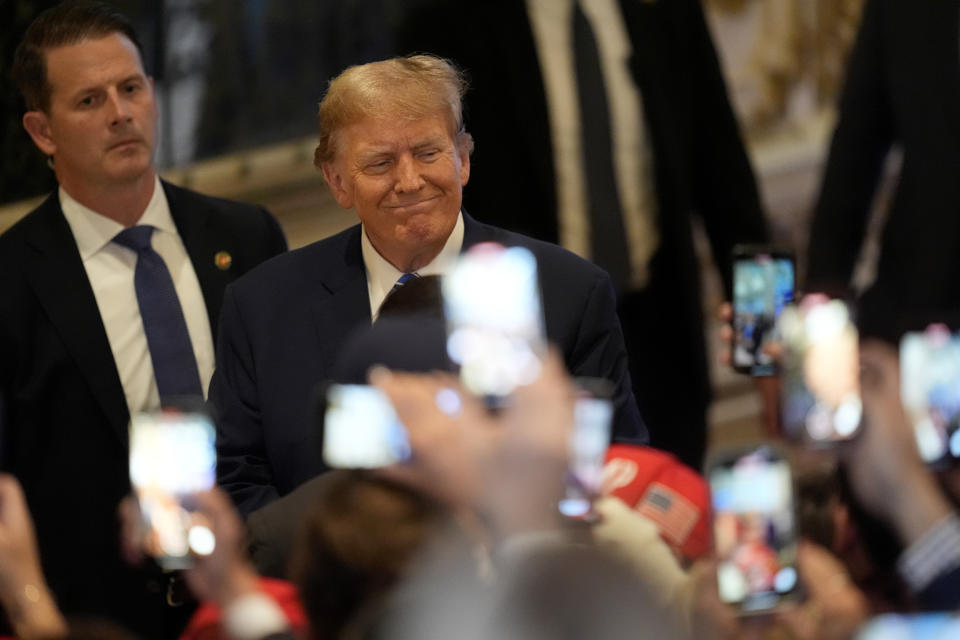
left=113, top=225, right=204, bottom=405
left=572, top=1, right=632, bottom=292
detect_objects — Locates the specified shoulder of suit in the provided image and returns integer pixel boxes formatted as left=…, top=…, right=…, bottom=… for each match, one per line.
left=225, top=223, right=362, bottom=292
left=0, top=191, right=60, bottom=251
left=468, top=217, right=608, bottom=280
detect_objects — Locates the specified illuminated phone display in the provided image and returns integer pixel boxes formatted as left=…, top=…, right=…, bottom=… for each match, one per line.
left=129, top=412, right=216, bottom=570
left=559, top=385, right=613, bottom=519
left=709, top=445, right=799, bottom=613
left=443, top=243, right=546, bottom=399
left=731, top=247, right=795, bottom=376
left=901, top=325, right=960, bottom=468
left=779, top=296, right=862, bottom=444
left=323, top=384, right=410, bottom=469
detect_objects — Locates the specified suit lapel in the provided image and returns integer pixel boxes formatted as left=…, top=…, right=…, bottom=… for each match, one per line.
left=311, top=227, right=371, bottom=371
left=24, top=195, right=129, bottom=444
left=165, top=182, right=232, bottom=341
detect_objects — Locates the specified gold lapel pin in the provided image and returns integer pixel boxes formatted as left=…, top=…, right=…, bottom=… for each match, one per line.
left=214, top=251, right=232, bottom=271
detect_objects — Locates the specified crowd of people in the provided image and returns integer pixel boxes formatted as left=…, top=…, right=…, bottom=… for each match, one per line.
left=1, top=0, right=959, bottom=638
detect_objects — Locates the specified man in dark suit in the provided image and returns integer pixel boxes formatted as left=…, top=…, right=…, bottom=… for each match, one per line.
left=395, top=0, right=768, bottom=470
left=212, top=54, right=646, bottom=517
left=807, top=0, right=960, bottom=340
left=0, top=3, right=286, bottom=637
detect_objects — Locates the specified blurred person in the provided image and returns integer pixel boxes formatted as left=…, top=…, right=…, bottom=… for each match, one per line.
left=289, top=470, right=459, bottom=640
left=246, top=310, right=452, bottom=579
left=372, top=355, right=868, bottom=640
left=0, top=474, right=67, bottom=639
left=0, top=2, right=286, bottom=636
left=396, top=0, right=769, bottom=470
left=211, top=54, right=646, bottom=518
left=719, top=314, right=960, bottom=610
left=843, top=340, right=960, bottom=609
left=807, top=0, right=960, bottom=342
left=1, top=472, right=305, bottom=640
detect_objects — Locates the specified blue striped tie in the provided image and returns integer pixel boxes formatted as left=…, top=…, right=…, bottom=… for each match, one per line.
left=113, top=225, right=204, bottom=405
left=390, top=272, right=419, bottom=297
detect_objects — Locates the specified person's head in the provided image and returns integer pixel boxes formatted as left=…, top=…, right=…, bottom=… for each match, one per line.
left=315, top=55, right=474, bottom=273
left=13, top=1, right=157, bottom=195
left=290, top=470, right=450, bottom=639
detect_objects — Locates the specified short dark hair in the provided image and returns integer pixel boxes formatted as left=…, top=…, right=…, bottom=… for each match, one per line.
left=290, top=470, right=448, bottom=639
left=12, top=1, right=144, bottom=112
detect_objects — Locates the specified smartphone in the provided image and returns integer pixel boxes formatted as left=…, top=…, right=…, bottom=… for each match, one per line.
left=779, top=295, right=862, bottom=444
left=558, top=378, right=614, bottom=519
left=855, top=613, right=960, bottom=639
left=322, top=383, right=411, bottom=468
left=708, top=444, right=800, bottom=613
left=443, top=243, right=546, bottom=401
left=900, top=324, right=960, bottom=468
left=129, top=411, right=216, bottom=570
left=731, top=246, right=795, bottom=376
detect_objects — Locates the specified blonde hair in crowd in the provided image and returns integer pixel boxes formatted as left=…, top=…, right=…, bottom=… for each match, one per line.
left=314, top=54, right=474, bottom=166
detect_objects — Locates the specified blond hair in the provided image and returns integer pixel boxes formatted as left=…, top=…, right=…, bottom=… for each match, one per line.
left=314, top=54, right=473, bottom=166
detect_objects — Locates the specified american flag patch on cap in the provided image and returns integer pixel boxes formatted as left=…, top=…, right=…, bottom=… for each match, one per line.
left=636, top=482, right=700, bottom=547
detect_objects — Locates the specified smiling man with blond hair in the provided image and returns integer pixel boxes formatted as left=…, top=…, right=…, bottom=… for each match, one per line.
left=211, top=54, right=647, bottom=518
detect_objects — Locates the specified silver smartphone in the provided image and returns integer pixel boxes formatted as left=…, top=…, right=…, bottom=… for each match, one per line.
left=558, top=379, right=614, bottom=519
left=779, top=295, right=862, bottom=444
left=129, top=411, right=216, bottom=570
left=708, top=444, right=800, bottom=614
left=900, top=324, right=960, bottom=468
left=322, top=383, right=411, bottom=469
left=443, top=242, right=546, bottom=401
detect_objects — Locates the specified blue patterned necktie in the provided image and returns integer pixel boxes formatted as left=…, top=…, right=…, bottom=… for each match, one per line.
left=113, top=225, right=204, bottom=405
left=390, top=272, right=419, bottom=297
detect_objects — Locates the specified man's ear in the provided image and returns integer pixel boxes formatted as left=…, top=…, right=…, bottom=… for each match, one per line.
left=22, top=110, right=56, bottom=157
left=320, top=161, right=354, bottom=209
left=457, top=133, right=472, bottom=187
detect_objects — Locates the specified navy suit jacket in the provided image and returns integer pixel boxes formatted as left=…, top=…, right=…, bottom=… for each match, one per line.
left=0, top=181, right=286, bottom=637
left=211, top=213, right=646, bottom=517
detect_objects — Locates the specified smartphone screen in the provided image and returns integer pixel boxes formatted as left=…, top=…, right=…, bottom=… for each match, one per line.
left=709, top=444, right=799, bottom=613
left=558, top=379, right=614, bottom=519
left=323, top=384, right=411, bottom=468
left=779, top=295, right=862, bottom=444
left=900, top=325, right=960, bottom=468
left=129, top=411, right=216, bottom=570
left=855, top=613, right=960, bottom=639
left=443, top=243, right=546, bottom=400
left=731, top=247, right=795, bottom=376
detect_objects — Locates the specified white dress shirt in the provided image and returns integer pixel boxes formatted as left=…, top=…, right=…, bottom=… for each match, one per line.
left=361, top=212, right=465, bottom=321
left=526, top=0, right=659, bottom=288
left=60, top=177, right=215, bottom=415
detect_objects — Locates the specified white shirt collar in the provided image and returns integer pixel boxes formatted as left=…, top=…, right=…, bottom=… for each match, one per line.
left=60, top=176, right=176, bottom=260
left=362, top=211, right=465, bottom=320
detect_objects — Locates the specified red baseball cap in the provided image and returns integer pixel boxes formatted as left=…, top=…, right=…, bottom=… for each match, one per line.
left=603, top=444, right=711, bottom=561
